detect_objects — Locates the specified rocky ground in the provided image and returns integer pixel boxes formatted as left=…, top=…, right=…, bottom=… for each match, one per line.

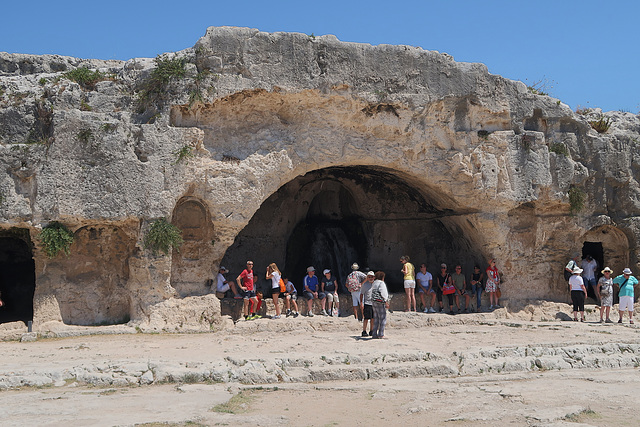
left=1, top=302, right=640, bottom=426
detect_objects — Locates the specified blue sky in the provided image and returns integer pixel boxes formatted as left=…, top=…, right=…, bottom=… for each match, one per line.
left=2, top=0, right=638, bottom=112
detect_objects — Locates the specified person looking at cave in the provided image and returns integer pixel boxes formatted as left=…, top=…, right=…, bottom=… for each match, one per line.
left=237, top=260, right=260, bottom=320
left=400, top=255, right=416, bottom=312
left=346, top=263, right=367, bottom=320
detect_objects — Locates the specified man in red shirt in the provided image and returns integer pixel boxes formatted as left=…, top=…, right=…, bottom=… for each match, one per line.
left=237, top=260, right=260, bottom=320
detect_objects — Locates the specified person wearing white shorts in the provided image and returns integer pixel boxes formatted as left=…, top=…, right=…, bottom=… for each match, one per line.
left=613, top=268, right=638, bottom=324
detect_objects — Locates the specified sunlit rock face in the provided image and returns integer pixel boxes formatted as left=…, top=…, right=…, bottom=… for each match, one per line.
left=0, top=26, right=639, bottom=327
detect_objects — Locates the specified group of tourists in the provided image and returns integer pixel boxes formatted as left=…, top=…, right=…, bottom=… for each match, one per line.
left=392, top=256, right=501, bottom=315
left=565, top=253, right=637, bottom=324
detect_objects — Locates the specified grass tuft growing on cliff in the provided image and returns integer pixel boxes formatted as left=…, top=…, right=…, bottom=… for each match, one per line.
left=568, top=186, right=586, bottom=214
left=143, top=218, right=183, bottom=256
left=173, top=145, right=194, bottom=164
left=40, top=222, right=74, bottom=258
left=137, top=54, right=187, bottom=112
left=549, top=142, right=569, bottom=156
left=62, top=67, right=111, bottom=90
left=589, top=114, right=612, bottom=133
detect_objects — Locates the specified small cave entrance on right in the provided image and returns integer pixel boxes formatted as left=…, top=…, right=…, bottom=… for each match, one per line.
left=581, top=225, right=629, bottom=278
left=0, top=231, right=36, bottom=325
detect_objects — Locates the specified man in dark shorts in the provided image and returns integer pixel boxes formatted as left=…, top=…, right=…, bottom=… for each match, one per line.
left=237, top=260, right=260, bottom=320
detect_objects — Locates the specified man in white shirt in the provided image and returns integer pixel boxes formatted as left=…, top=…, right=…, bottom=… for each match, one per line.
left=416, top=263, right=436, bottom=313
left=216, top=266, right=241, bottom=298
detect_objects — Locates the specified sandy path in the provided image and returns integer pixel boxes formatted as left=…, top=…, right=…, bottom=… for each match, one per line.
left=2, top=309, right=640, bottom=426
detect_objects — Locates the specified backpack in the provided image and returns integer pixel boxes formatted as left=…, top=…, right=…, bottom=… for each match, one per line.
left=346, top=271, right=361, bottom=292
left=279, top=278, right=286, bottom=293
left=564, top=260, right=576, bottom=281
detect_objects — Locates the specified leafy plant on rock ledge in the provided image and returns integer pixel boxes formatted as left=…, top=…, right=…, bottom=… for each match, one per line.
left=143, top=218, right=183, bottom=256
left=588, top=114, right=612, bottom=133
left=40, top=222, right=74, bottom=258
left=568, top=186, right=586, bottom=215
left=173, top=145, right=194, bottom=164
left=549, top=142, right=569, bottom=156
left=62, top=67, right=111, bottom=90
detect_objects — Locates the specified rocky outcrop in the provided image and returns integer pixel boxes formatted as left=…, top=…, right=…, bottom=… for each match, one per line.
left=0, top=26, right=639, bottom=328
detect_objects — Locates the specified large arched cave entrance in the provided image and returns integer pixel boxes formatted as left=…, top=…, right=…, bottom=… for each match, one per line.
left=0, top=230, right=35, bottom=325
left=221, top=166, right=485, bottom=293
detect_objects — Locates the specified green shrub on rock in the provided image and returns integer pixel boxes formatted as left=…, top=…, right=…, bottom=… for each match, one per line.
left=143, top=218, right=183, bottom=256
left=40, top=222, right=74, bottom=258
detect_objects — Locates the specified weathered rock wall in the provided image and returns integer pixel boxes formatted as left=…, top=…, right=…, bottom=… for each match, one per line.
left=0, top=26, right=639, bottom=328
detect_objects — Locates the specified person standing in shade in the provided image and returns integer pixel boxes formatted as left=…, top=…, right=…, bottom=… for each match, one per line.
left=416, top=263, right=436, bottom=313
left=237, top=261, right=260, bottom=320
left=614, top=268, right=637, bottom=324
left=568, top=266, right=587, bottom=322
left=597, top=267, right=614, bottom=323
left=303, top=266, right=325, bottom=317
left=400, top=255, right=416, bottom=312
left=485, top=259, right=501, bottom=310
left=581, top=255, right=599, bottom=303
left=371, top=271, right=390, bottom=339
left=346, top=263, right=367, bottom=320
left=266, top=263, right=283, bottom=319
left=470, top=265, right=484, bottom=312
left=360, top=271, right=375, bottom=337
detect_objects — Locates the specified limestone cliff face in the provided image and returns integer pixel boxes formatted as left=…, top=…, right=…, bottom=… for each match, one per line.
left=0, top=26, right=639, bottom=327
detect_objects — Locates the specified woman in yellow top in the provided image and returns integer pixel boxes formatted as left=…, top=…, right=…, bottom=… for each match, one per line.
left=400, top=255, right=416, bottom=312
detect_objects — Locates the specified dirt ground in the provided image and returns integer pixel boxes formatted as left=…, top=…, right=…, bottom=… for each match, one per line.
left=2, top=303, right=640, bottom=426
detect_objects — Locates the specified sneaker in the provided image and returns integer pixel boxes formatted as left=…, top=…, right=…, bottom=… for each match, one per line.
left=489, top=305, right=494, bottom=310
left=321, top=310, right=328, bottom=316
left=369, top=331, right=373, bottom=336
left=361, top=331, right=368, bottom=337
left=495, top=304, right=501, bottom=308
left=252, top=314, right=262, bottom=320
left=618, top=319, right=623, bottom=323
left=428, top=307, right=436, bottom=313
left=272, top=315, right=281, bottom=319
left=606, top=319, right=613, bottom=323
left=599, top=319, right=604, bottom=323
left=423, top=307, right=429, bottom=313
left=631, top=320, right=635, bottom=325
left=293, top=312, right=299, bottom=318
left=308, top=312, right=314, bottom=317
left=286, top=311, right=292, bottom=318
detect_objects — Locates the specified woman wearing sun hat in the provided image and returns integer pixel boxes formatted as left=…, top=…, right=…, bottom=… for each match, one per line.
left=597, top=267, right=614, bottom=323
left=568, top=266, right=587, bottom=322
left=613, top=268, right=638, bottom=324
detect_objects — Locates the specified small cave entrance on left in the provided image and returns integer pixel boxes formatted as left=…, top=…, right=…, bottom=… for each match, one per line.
left=0, top=231, right=35, bottom=325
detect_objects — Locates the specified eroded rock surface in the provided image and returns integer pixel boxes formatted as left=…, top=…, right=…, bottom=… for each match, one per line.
left=0, top=26, right=639, bottom=327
